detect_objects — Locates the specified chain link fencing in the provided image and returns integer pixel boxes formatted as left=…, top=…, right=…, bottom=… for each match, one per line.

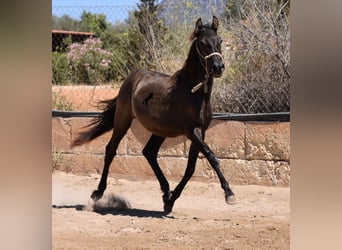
left=52, top=1, right=290, bottom=114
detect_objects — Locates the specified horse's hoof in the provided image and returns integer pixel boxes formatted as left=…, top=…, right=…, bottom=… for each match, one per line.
left=163, top=203, right=173, bottom=214
left=225, top=194, right=237, bottom=205
left=90, top=190, right=103, bottom=201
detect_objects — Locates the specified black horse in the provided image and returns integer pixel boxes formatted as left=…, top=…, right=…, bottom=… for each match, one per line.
left=72, top=16, right=236, bottom=213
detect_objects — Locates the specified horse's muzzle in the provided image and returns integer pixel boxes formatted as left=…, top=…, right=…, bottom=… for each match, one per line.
left=212, top=61, right=225, bottom=77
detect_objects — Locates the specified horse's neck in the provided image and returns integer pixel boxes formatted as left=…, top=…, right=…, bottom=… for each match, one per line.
left=174, top=51, right=214, bottom=123
left=180, top=48, right=212, bottom=93
left=181, top=56, right=214, bottom=112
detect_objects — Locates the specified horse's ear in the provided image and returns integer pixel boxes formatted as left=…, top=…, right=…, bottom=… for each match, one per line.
left=211, top=16, right=219, bottom=32
left=194, top=17, right=203, bottom=36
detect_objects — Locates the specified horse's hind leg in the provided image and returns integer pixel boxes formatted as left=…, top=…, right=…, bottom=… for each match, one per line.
left=142, top=135, right=171, bottom=210
left=91, top=115, right=132, bottom=201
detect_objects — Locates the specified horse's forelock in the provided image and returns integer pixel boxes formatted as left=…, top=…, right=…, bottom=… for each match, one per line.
left=190, top=23, right=216, bottom=41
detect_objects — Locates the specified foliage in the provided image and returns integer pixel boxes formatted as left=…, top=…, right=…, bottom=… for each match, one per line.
left=106, top=31, right=136, bottom=81
left=52, top=51, right=70, bottom=85
left=79, top=11, right=110, bottom=36
left=212, top=0, right=290, bottom=113
left=53, top=11, right=133, bottom=83
left=160, top=0, right=224, bottom=26
left=223, top=0, right=290, bottom=22
left=223, top=0, right=248, bottom=21
left=67, top=37, right=113, bottom=84
left=52, top=11, right=112, bottom=34
left=52, top=1, right=290, bottom=113
left=128, top=0, right=168, bottom=71
left=52, top=14, right=81, bottom=31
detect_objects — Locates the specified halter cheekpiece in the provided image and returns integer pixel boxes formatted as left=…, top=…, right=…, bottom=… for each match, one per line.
left=191, top=38, right=223, bottom=93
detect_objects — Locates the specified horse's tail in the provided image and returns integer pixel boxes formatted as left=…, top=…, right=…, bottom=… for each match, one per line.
left=71, top=97, right=117, bottom=147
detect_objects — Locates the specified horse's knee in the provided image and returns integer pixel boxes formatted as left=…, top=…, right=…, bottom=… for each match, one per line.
left=142, top=147, right=149, bottom=158
left=142, top=146, right=156, bottom=160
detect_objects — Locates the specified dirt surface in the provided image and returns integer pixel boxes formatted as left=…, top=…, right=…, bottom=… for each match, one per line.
left=52, top=172, right=289, bottom=249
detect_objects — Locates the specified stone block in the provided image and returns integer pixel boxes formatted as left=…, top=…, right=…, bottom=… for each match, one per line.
left=108, top=155, right=152, bottom=177
left=69, top=118, right=126, bottom=155
left=53, top=153, right=104, bottom=175
left=205, top=120, right=245, bottom=159
left=125, top=120, right=186, bottom=157
left=246, top=122, right=290, bottom=161
left=273, top=161, right=290, bottom=186
left=157, top=157, right=190, bottom=177
left=124, top=120, right=150, bottom=155
left=52, top=117, right=71, bottom=152
left=214, top=159, right=289, bottom=187
left=52, top=117, right=290, bottom=187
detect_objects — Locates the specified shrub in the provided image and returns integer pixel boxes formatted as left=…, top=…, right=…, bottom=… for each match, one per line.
left=128, top=0, right=174, bottom=73
left=212, top=0, right=290, bottom=113
left=67, top=37, right=113, bottom=84
left=102, top=30, right=137, bottom=82
left=52, top=51, right=71, bottom=85
left=51, top=2, right=290, bottom=114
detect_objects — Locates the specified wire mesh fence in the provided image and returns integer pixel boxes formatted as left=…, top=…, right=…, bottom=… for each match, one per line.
left=52, top=5, right=136, bottom=28
left=52, top=1, right=290, bottom=114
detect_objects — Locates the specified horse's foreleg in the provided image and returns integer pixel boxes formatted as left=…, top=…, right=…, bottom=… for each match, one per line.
left=164, top=142, right=200, bottom=213
left=188, top=128, right=236, bottom=205
left=142, top=135, right=171, bottom=210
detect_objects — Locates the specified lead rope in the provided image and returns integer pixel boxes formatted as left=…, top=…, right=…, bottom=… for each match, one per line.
left=191, top=39, right=223, bottom=94
left=191, top=74, right=209, bottom=93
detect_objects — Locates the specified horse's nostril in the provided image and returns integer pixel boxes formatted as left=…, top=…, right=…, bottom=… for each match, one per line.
left=213, top=63, right=224, bottom=73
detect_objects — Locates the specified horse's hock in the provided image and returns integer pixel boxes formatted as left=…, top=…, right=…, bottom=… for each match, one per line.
left=52, top=118, right=290, bottom=187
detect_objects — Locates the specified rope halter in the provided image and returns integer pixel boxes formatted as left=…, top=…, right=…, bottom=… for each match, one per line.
left=195, top=45, right=224, bottom=75
left=191, top=38, right=224, bottom=93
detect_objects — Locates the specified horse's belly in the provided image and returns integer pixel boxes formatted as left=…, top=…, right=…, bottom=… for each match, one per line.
left=133, top=106, right=185, bottom=137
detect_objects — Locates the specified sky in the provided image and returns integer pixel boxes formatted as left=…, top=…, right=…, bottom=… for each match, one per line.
left=52, top=0, right=139, bottom=7
left=52, top=0, right=141, bottom=24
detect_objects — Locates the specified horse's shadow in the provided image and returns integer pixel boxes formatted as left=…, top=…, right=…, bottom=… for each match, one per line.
left=52, top=204, right=174, bottom=219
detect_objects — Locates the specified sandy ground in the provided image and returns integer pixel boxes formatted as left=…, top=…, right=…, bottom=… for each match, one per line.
left=52, top=172, right=289, bottom=249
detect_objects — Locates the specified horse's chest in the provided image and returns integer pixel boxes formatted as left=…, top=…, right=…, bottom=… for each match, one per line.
left=183, top=97, right=211, bottom=127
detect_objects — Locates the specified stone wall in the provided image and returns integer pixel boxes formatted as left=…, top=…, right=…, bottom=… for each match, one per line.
left=52, top=118, right=290, bottom=187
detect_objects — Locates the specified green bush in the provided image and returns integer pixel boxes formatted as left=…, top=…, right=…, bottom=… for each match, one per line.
left=103, top=31, right=137, bottom=81
left=52, top=51, right=70, bottom=85
left=67, top=38, right=113, bottom=84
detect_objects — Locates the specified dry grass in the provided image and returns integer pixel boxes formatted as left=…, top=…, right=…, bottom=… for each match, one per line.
left=212, top=0, right=290, bottom=113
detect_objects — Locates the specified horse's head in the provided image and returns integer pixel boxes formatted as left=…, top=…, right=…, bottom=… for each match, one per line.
left=192, top=16, right=225, bottom=78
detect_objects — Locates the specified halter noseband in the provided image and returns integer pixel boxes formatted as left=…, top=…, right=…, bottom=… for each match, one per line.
left=191, top=38, right=224, bottom=93
left=195, top=44, right=223, bottom=74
